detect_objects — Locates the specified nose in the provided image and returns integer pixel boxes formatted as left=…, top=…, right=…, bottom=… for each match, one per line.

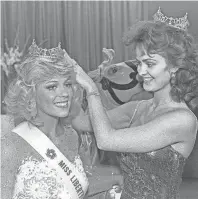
left=59, top=85, right=70, bottom=97
left=137, top=63, right=147, bottom=76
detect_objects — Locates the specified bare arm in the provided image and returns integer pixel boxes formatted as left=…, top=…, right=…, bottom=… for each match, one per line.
left=72, top=100, right=139, bottom=133
left=87, top=94, right=197, bottom=153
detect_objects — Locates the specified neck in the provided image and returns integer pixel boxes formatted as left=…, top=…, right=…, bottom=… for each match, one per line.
left=37, top=110, right=63, bottom=138
left=152, top=84, right=173, bottom=108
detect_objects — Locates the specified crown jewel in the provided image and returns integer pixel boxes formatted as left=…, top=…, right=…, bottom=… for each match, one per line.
left=27, top=39, right=65, bottom=60
left=153, top=7, right=189, bottom=31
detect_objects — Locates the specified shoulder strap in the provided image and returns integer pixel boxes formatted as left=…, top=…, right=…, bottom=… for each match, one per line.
left=12, top=122, right=87, bottom=199
left=128, top=100, right=146, bottom=126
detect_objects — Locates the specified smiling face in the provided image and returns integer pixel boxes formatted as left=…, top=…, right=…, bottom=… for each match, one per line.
left=135, top=46, right=171, bottom=93
left=36, top=76, right=73, bottom=119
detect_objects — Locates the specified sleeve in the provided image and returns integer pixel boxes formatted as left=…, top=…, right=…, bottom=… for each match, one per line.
left=1, top=137, right=20, bottom=199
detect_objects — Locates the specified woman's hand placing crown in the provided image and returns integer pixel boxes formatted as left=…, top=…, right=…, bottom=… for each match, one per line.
left=63, top=49, right=99, bottom=93
left=74, top=64, right=98, bottom=93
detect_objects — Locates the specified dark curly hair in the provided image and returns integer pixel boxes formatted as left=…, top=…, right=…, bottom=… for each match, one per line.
left=123, top=21, right=198, bottom=111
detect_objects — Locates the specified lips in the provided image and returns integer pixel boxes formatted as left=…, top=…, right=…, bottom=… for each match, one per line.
left=54, top=101, right=68, bottom=108
left=143, top=77, right=153, bottom=83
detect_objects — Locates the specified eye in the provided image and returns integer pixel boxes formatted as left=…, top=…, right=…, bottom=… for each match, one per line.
left=147, top=62, right=154, bottom=68
left=46, top=85, right=57, bottom=90
left=65, top=83, right=72, bottom=88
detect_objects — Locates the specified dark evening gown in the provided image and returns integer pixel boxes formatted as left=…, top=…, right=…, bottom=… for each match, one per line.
left=119, top=146, right=186, bottom=199
left=118, top=100, right=188, bottom=199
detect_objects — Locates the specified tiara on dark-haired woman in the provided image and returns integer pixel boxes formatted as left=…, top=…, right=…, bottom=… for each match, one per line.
left=153, top=7, right=190, bottom=31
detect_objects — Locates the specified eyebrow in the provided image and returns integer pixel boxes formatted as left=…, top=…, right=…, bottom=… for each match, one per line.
left=142, top=58, right=156, bottom=62
left=45, top=80, right=58, bottom=84
left=136, top=58, right=156, bottom=62
left=45, top=78, right=71, bottom=84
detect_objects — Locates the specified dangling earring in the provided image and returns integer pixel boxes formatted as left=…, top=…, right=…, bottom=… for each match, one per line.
left=30, top=108, right=37, bottom=120
left=81, top=89, right=88, bottom=112
left=170, top=72, right=176, bottom=85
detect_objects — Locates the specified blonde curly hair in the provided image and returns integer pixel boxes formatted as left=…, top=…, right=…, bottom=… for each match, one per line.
left=4, top=55, right=82, bottom=126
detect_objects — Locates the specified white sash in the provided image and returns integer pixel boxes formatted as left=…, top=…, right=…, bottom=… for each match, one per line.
left=12, top=122, right=86, bottom=199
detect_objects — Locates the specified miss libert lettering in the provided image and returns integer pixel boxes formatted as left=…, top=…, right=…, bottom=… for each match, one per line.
left=58, top=160, right=84, bottom=198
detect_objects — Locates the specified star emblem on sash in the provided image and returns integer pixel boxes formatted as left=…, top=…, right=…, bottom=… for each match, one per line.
left=46, top=148, right=57, bottom=159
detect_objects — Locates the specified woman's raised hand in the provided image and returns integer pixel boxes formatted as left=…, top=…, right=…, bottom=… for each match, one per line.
left=74, top=63, right=97, bottom=93
left=63, top=49, right=97, bottom=92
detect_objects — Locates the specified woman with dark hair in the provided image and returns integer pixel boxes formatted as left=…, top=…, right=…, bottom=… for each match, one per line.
left=72, top=9, right=198, bottom=198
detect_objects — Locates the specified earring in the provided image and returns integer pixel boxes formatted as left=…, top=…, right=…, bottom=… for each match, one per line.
left=30, top=108, right=37, bottom=120
left=81, top=89, right=88, bottom=112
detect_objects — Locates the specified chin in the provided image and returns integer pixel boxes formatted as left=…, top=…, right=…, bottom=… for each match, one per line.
left=52, top=107, right=71, bottom=118
left=143, top=81, right=161, bottom=92
left=143, top=84, right=154, bottom=92
left=56, top=111, right=70, bottom=118
left=144, top=85, right=164, bottom=93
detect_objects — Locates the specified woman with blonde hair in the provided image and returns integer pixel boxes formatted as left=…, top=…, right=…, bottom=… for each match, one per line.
left=1, top=40, right=89, bottom=199
left=2, top=40, right=123, bottom=199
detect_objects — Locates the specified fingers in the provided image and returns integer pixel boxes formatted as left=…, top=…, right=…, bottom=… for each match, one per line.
left=63, top=49, right=74, bottom=65
left=62, top=49, right=80, bottom=69
left=75, top=64, right=85, bottom=74
left=73, top=64, right=78, bottom=72
left=73, top=63, right=81, bottom=73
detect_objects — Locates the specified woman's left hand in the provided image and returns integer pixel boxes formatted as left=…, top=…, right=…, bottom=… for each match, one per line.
left=74, top=63, right=97, bottom=92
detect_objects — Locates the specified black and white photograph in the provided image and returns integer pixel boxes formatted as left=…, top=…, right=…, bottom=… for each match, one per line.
left=1, top=1, right=198, bottom=199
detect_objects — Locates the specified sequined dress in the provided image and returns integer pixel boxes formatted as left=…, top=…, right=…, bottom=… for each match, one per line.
left=119, top=146, right=186, bottom=199
left=1, top=118, right=89, bottom=199
left=117, top=101, right=187, bottom=199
